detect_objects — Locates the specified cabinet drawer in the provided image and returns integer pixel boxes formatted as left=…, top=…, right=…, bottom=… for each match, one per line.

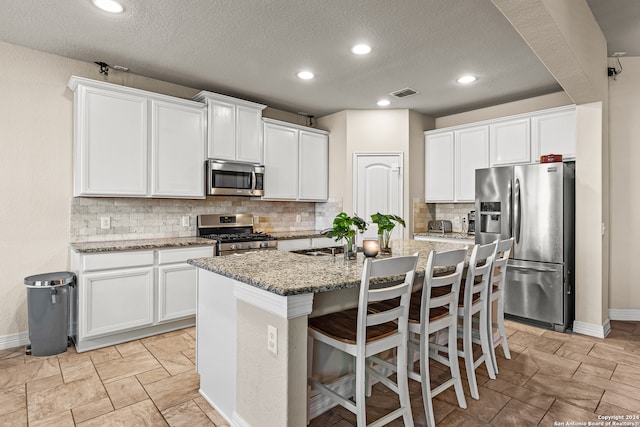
left=158, top=246, right=215, bottom=264
left=83, top=251, right=154, bottom=271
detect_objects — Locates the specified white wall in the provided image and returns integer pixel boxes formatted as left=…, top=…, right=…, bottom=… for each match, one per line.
left=608, top=57, right=640, bottom=316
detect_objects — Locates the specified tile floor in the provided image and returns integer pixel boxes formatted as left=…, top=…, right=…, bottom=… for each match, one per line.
left=308, top=320, right=640, bottom=427
left=1, top=320, right=638, bottom=426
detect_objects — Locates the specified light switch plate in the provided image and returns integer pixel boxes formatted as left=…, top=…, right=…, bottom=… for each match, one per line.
left=100, top=217, right=110, bottom=229
left=268, top=325, right=278, bottom=355
left=181, top=216, right=190, bottom=227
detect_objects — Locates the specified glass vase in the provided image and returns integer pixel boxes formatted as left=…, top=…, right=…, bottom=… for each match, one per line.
left=379, top=231, right=392, bottom=253
left=344, top=236, right=357, bottom=260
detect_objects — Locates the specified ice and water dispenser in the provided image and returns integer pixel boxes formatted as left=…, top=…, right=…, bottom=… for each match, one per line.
left=479, top=202, right=502, bottom=234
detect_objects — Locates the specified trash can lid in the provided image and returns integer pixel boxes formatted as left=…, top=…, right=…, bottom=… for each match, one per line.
left=24, top=271, right=75, bottom=287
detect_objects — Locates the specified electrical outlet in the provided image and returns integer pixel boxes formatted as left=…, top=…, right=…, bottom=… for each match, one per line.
left=181, top=216, right=190, bottom=227
left=253, top=215, right=260, bottom=224
left=100, top=217, right=110, bottom=229
left=296, top=214, right=301, bottom=223
left=267, top=325, right=278, bottom=354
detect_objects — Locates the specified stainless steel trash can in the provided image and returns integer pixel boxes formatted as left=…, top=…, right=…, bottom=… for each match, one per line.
left=24, top=271, right=75, bottom=356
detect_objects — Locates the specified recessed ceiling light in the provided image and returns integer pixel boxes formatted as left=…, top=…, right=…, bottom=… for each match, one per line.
left=297, top=71, right=314, bottom=80
left=456, top=74, right=477, bottom=84
left=377, top=99, right=390, bottom=107
left=351, top=44, right=372, bottom=55
left=92, top=0, right=124, bottom=13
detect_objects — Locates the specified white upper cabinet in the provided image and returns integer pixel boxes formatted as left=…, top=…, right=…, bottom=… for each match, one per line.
left=425, top=131, right=454, bottom=202
left=531, top=106, right=576, bottom=161
left=299, top=130, right=329, bottom=201
left=193, top=92, right=266, bottom=164
left=455, top=126, right=489, bottom=202
left=71, top=82, right=149, bottom=197
left=263, top=118, right=329, bottom=201
left=68, top=76, right=206, bottom=198
left=425, top=126, right=488, bottom=203
left=151, top=100, right=206, bottom=198
left=489, top=117, right=531, bottom=166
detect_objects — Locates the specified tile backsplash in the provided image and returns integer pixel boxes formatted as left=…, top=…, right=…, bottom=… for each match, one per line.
left=434, top=202, right=475, bottom=232
left=70, top=197, right=343, bottom=242
left=412, top=200, right=475, bottom=233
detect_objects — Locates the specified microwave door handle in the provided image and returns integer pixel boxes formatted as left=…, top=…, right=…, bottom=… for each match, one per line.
left=251, top=170, right=257, bottom=195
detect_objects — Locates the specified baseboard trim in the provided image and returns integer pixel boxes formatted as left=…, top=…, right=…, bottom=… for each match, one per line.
left=231, top=412, right=250, bottom=427
left=608, top=308, right=640, bottom=321
left=573, top=319, right=611, bottom=339
left=0, top=331, right=29, bottom=351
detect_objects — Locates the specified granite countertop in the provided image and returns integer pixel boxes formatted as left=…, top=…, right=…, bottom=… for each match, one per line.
left=268, top=230, right=326, bottom=240
left=188, top=239, right=472, bottom=296
left=71, top=237, right=217, bottom=253
left=414, top=232, right=475, bottom=240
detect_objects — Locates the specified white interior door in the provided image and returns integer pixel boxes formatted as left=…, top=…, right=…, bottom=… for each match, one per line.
left=354, top=153, right=403, bottom=241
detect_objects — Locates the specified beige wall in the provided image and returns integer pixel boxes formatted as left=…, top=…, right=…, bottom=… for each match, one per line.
left=318, top=109, right=433, bottom=238
left=608, top=57, right=640, bottom=312
left=0, top=41, right=304, bottom=341
left=435, top=92, right=572, bottom=128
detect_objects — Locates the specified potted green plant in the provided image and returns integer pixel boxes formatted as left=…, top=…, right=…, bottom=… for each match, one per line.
left=325, top=212, right=367, bottom=259
left=370, top=213, right=405, bottom=252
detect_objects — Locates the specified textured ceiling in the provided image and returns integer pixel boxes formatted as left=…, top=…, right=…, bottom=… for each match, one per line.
left=587, top=0, right=640, bottom=56
left=2, top=0, right=619, bottom=118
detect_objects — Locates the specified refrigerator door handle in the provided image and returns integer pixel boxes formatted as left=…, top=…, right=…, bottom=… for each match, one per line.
left=509, top=265, right=558, bottom=273
left=514, top=178, right=521, bottom=244
left=508, top=180, right=512, bottom=236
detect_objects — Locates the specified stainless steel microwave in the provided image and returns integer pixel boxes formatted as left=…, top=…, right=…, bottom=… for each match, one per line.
left=206, top=159, right=264, bottom=197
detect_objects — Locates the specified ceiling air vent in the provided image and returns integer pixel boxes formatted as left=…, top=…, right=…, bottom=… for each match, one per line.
left=390, top=87, right=419, bottom=99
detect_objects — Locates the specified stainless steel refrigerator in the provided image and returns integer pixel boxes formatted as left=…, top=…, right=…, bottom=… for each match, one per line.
left=475, top=162, right=575, bottom=332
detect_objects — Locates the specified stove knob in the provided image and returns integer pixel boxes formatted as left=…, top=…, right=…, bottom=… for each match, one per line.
left=230, top=244, right=237, bottom=250
left=260, top=242, right=268, bottom=248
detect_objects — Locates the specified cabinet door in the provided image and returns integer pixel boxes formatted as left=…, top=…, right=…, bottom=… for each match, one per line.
left=236, top=106, right=264, bottom=163
left=158, top=263, right=197, bottom=322
left=489, top=118, right=531, bottom=166
left=425, top=132, right=454, bottom=202
left=531, top=108, right=576, bottom=160
left=207, top=99, right=236, bottom=160
left=75, top=86, right=148, bottom=196
left=299, top=131, right=328, bottom=201
left=151, top=100, right=206, bottom=198
left=263, top=123, right=299, bottom=199
left=80, top=267, right=154, bottom=339
left=455, top=126, right=489, bottom=202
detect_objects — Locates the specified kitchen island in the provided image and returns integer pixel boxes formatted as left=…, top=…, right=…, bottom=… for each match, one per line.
left=188, top=239, right=471, bottom=427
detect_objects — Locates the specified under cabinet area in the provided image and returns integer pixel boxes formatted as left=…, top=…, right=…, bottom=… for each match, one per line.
left=193, top=91, right=266, bottom=164
left=262, top=118, right=329, bottom=201
left=68, top=76, right=206, bottom=199
left=70, top=245, right=214, bottom=352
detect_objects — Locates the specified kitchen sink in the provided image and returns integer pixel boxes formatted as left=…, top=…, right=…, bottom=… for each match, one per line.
left=291, top=246, right=344, bottom=256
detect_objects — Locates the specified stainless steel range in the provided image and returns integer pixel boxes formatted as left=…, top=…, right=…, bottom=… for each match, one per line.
left=197, top=214, right=277, bottom=255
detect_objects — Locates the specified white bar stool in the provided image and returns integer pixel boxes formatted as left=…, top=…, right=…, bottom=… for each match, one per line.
left=454, top=242, right=497, bottom=400
left=407, top=248, right=468, bottom=427
left=487, top=238, right=514, bottom=374
left=307, top=253, right=419, bottom=427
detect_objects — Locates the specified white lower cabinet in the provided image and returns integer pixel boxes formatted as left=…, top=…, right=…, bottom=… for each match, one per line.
left=71, top=245, right=214, bottom=352
left=82, top=267, right=155, bottom=339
